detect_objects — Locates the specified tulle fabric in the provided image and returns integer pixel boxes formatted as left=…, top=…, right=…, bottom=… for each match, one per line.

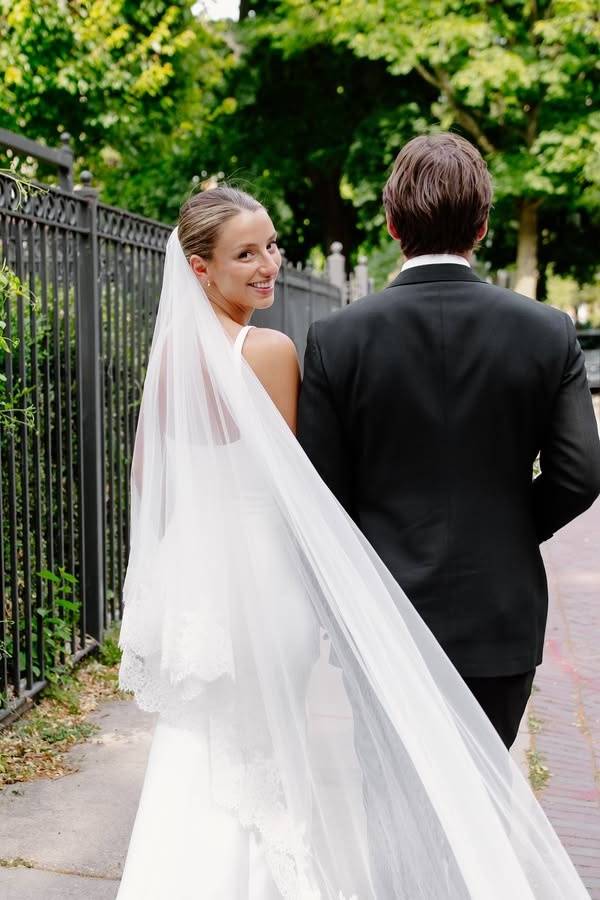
left=117, top=229, right=589, bottom=899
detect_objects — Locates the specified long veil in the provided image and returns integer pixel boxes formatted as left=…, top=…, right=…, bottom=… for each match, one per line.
left=118, top=229, right=589, bottom=899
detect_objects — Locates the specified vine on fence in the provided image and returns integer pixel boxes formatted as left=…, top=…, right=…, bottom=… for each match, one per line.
left=0, top=261, right=36, bottom=433
left=1, top=175, right=83, bottom=710
left=37, top=568, right=82, bottom=681
left=0, top=568, right=82, bottom=699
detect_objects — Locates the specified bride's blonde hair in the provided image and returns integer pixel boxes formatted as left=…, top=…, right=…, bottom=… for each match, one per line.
left=178, top=186, right=263, bottom=260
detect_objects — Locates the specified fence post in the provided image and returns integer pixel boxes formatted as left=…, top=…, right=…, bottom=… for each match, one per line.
left=347, top=272, right=357, bottom=303
left=279, top=248, right=287, bottom=334
left=305, top=262, right=314, bottom=324
left=495, top=269, right=510, bottom=289
left=76, top=171, right=105, bottom=643
left=327, top=242, right=346, bottom=296
left=354, top=254, right=369, bottom=300
left=58, top=133, right=74, bottom=192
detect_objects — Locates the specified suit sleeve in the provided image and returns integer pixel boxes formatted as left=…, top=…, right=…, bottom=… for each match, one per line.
left=297, top=323, right=353, bottom=514
left=533, top=315, right=600, bottom=542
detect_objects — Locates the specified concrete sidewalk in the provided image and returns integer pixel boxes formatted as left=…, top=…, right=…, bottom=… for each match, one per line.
left=0, top=699, right=156, bottom=899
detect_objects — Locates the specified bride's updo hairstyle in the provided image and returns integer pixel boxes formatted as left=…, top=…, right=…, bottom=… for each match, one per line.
left=178, top=186, right=264, bottom=260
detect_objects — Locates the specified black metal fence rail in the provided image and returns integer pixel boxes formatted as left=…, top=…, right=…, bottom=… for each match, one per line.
left=0, top=168, right=342, bottom=724
left=98, top=204, right=171, bottom=629
left=253, top=262, right=342, bottom=364
left=0, top=176, right=174, bottom=721
left=0, top=177, right=92, bottom=719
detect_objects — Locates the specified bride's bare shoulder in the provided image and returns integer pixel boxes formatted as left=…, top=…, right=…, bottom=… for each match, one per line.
left=242, top=327, right=300, bottom=431
left=242, top=327, right=299, bottom=371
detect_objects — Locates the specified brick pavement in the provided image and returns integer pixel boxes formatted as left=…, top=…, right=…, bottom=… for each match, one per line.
left=532, top=489, right=600, bottom=898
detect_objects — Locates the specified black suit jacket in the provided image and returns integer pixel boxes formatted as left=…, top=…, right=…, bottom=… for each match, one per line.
left=298, top=264, right=600, bottom=677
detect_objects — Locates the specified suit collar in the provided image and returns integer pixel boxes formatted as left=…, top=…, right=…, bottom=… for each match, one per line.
left=386, top=264, right=485, bottom=289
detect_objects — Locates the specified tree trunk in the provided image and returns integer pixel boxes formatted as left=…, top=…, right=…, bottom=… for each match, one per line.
left=514, top=199, right=539, bottom=299
left=310, top=171, right=357, bottom=259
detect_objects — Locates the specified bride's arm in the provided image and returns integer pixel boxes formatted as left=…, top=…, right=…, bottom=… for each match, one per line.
left=242, top=327, right=301, bottom=433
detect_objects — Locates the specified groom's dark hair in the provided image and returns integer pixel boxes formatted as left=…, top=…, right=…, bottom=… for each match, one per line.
left=382, top=133, right=492, bottom=258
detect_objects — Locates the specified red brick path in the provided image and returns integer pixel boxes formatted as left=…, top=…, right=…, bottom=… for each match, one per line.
left=533, top=494, right=600, bottom=898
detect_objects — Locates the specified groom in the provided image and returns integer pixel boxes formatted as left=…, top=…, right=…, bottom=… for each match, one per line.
left=298, top=132, right=600, bottom=749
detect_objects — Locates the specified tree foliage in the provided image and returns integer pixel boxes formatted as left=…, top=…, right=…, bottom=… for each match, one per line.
left=0, top=0, right=234, bottom=221
left=193, top=21, right=429, bottom=262
left=1, top=0, right=598, bottom=290
left=262, top=0, right=600, bottom=293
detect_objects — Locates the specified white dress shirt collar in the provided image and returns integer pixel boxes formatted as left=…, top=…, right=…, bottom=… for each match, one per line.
left=401, top=253, right=471, bottom=272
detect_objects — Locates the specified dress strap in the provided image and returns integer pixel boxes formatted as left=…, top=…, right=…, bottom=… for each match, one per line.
left=233, top=325, right=254, bottom=359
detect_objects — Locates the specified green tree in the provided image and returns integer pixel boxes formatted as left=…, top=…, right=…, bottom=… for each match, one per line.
left=265, top=0, right=600, bottom=297
left=0, top=0, right=234, bottom=221
left=190, top=2, right=432, bottom=263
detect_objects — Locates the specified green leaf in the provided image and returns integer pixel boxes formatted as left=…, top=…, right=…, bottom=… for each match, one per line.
left=55, top=598, right=80, bottom=612
left=38, top=569, right=61, bottom=584
left=59, top=569, right=78, bottom=585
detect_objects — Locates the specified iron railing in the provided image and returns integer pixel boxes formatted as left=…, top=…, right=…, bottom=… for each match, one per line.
left=254, top=260, right=342, bottom=365
left=0, top=129, right=74, bottom=191
left=97, top=200, right=172, bottom=630
left=0, top=160, right=343, bottom=723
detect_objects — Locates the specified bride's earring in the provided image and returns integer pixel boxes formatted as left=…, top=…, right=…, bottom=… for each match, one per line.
left=206, top=279, right=211, bottom=288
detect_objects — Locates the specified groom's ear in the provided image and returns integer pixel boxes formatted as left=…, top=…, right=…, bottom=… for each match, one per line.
left=476, top=218, right=488, bottom=243
left=386, top=215, right=400, bottom=242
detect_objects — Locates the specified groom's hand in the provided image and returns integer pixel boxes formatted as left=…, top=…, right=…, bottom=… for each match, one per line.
left=533, top=314, right=600, bottom=542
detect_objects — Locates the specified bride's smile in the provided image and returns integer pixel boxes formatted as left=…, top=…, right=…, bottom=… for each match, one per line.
left=188, top=205, right=281, bottom=321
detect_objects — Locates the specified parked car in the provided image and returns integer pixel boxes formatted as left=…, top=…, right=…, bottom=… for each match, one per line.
left=577, top=329, right=600, bottom=392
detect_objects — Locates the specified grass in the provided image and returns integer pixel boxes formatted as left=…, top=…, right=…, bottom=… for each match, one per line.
left=0, top=857, right=34, bottom=869
left=0, top=626, right=127, bottom=789
left=526, top=749, right=551, bottom=792
left=527, top=713, right=544, bottom=735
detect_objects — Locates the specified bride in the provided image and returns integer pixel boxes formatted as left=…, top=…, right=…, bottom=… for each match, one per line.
left=116, top=186, right=589, bottom=899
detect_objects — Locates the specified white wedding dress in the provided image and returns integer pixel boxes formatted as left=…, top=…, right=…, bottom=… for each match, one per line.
left=116, top=232, right=590, bottom=899
left=118, top=327, right=320, bottom=899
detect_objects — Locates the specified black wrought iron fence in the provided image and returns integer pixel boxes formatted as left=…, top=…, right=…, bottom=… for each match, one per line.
left=0, top=162, right=343, bottom=724
left=0, top=177, right=92, bottom=721
left=253, top=261, right=342, bottom=365
left=97, top=203, right=171, bottom=630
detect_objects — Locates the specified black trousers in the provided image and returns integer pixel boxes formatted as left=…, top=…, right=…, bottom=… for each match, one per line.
left=464, top=669, right=536, bottom=749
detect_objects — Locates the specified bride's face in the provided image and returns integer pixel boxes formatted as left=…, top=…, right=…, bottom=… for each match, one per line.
left=191, top=208, right=281, bottom=313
